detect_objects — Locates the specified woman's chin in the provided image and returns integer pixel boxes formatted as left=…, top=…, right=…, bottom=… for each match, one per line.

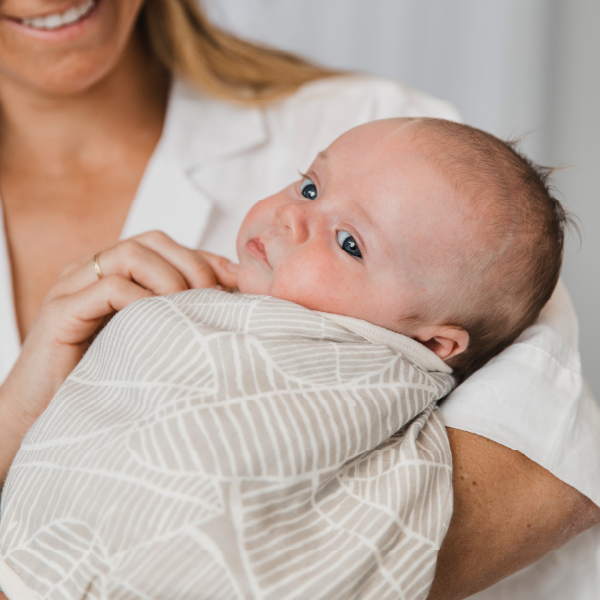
left=1, top=51, right=121, bottom=96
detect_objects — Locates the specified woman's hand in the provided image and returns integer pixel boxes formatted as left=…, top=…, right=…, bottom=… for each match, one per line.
left=0, top=231, right=238, bottom=483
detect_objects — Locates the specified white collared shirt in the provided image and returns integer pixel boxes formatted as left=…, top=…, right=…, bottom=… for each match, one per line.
left=0, top=75, right=598, bottom=598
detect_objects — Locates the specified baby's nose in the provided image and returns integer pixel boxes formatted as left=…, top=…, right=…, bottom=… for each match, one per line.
left=276, top=203, right=310, bottom=245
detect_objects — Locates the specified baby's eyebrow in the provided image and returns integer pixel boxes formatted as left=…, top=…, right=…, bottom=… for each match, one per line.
left=356, top=202, right=377, bottom=233
left=317, top=150, right=328, bottom=162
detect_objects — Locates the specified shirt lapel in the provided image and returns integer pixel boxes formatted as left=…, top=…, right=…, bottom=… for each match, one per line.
left=121, top=79, right=268, bottom=248
left=0, top=205, right=22, bottom=382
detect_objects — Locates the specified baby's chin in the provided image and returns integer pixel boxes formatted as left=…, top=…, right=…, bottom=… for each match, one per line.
left=236, top=265, right=271, bottom=296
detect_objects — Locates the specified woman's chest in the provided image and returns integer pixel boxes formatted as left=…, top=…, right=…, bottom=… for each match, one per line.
left=1, top=169, right=139, bottom=340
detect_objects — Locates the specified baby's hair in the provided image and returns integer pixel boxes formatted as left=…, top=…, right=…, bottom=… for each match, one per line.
left=405, top=118, right=571, bottom=378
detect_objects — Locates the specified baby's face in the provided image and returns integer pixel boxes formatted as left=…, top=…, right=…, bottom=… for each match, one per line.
left=236, top=120, right=478, bottom=336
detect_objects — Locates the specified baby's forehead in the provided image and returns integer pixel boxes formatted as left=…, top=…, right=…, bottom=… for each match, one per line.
left=322, top=118, right=520, bottom=235
left=340, top=120, right=509, bottom=246
left=335, top=124, right=467, bottom=212
left=323, top=120, right=437, bottom=177
left=329, top=118, right=418, bottom=151
left=331, top=126, right=484, bottom=231
left=325, top=119, right=468, bottom=190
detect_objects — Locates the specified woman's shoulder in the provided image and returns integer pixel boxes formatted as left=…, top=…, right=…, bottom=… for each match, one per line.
left=269, top=73, right=462, bottom=123
left=257, top=74, right=461, bottom=160
left=163, top=75, right=460, bottom=174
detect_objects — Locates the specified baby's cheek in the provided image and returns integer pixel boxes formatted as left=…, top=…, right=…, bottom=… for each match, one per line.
left=269, top=257, right=352, bottom=313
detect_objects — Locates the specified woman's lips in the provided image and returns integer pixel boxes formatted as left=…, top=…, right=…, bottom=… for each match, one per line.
left=3, top=0, right=99, bottom=40
left=15, top=0, right=96, bottom=30
left=246, top=239, right=270, bottom=267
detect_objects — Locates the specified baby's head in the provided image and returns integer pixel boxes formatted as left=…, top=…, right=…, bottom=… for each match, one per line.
left=236, top=118, right=567, bottom=377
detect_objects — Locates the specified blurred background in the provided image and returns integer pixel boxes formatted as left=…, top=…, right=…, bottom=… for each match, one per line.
left=206, top=0, right=600, bottom=399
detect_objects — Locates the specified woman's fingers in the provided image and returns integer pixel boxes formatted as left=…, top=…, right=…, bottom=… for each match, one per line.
left=132, top=231, right=238, bottom=290
left=196, top=249, right=239, bottom=290
left=49, top=239, right=188, bottom=299
left=37, top=275, right=154, bottom=346
left=54, top=275, right=153, bottom=341
left=97, top=239, right=191, bottom=294
left=50, top=231, right=239, bottom=299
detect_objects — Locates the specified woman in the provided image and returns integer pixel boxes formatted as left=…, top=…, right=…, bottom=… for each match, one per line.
left=0, top=0, right=597, bottom=598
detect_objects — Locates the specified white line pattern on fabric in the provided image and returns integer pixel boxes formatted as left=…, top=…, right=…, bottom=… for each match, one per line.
left=0, top=290, right=454, bottom=600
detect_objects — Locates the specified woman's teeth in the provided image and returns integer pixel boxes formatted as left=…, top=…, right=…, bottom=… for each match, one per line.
left=19, top=0, right=95, bottom=30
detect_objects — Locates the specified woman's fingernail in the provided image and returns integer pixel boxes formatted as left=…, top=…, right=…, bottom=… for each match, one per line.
left=226, top=261, right=239, bottom=273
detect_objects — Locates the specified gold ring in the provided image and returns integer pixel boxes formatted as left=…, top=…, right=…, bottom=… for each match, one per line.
left=92, top=253, right=103, bottom=279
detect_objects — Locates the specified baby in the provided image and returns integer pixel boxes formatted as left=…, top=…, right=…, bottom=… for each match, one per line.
left=0, top=118, right=566, bottom=600
left=236, top=116, right=566, bottom=376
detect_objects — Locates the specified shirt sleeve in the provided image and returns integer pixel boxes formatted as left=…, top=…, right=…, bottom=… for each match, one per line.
left=440, top=280, right=600, bottom=506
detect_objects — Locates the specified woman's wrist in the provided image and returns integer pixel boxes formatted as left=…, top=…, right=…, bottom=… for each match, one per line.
left=0, top=378, right=39, bottom=484
left=0, top=336, right=65, bottom=485
left=0, top=361, right=45, bottom=432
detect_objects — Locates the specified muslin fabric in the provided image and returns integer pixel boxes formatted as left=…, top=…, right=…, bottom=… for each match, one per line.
left=0, top=290, right=454, bottom=600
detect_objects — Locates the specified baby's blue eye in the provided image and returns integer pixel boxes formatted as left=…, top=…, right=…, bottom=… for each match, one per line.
left=337, top=230, right=362, bottom=258
left=300, top=178, right=317, bottom=200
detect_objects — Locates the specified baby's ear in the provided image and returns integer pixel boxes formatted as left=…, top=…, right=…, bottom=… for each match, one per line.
left=413, top=326, right=469, bottom=360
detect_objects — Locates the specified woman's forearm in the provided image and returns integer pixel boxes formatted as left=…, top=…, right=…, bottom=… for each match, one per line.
left=0, top=379, right=38, bottom=484
left=0, top=330, right=74, bottom=486
left=428, top=428, right=600, bottom=599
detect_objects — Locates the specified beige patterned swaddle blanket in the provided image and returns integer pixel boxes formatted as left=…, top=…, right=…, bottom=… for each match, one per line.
left=0, top=290, right=455, bottom=600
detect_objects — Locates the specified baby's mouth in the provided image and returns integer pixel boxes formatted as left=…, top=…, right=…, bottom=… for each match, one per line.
left=6, top=0, right=96, bottom=31
left=246, top=238, right=271, bottom=267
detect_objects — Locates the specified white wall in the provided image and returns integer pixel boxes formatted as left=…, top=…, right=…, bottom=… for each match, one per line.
left=207, top=0, right=600, bottom=398
left=545, top=0, right=600, bottom=402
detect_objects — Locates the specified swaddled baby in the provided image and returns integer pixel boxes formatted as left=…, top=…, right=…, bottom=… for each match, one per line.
left=0, top=118, right=565, bottom=600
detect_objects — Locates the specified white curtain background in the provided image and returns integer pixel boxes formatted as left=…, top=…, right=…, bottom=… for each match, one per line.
left=206, top=0, right=600, bottom=399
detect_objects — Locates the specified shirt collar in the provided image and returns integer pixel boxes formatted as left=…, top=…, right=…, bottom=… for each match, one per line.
left=166, top=78, right=268, bottom=170
left=121, top=78, right=268, bottom=248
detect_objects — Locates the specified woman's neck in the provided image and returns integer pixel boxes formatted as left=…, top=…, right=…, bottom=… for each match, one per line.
left=0, top=30, right=171, bottom=340
left=0, top=31, right=169, bottom=174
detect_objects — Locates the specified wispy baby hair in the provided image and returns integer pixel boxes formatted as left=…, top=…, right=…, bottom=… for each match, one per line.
left=407, top=118, right=571, bottom=378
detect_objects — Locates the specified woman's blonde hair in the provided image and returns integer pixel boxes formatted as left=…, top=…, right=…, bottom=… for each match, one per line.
left=140, top=0, right=339, bottom=104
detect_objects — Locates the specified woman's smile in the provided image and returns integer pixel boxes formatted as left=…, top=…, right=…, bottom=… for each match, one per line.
left=15, top=0, right=95, bottom=30
left=2, top=0, right=98, bottom=37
